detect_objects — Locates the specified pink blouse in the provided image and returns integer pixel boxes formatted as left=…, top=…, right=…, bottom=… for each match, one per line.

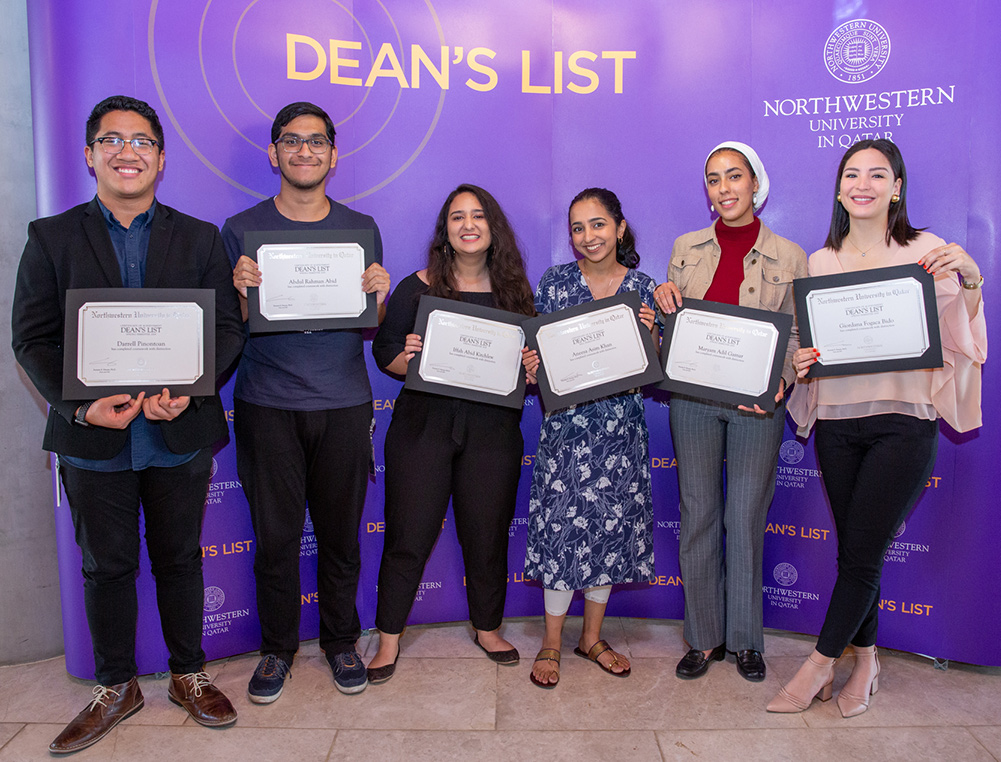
left=788, top=231, right=987, bottom=435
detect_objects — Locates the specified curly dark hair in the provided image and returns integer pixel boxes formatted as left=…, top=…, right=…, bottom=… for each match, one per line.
left=568, top=188, right=639, bottom=268
left=825, top=139, right=923, bottom=251
left=426, top=184, right=535, bottom=316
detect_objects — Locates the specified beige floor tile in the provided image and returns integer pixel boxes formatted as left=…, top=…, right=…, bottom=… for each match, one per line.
left=497, top=655, right=804, bottom=731
left=0, top=723, right=335, bottom=762
left=331, top=729, right=663, bottom=761
left=618, top=617, right=686, bottom=658
left=967, top=726, right=1001, bottom=757
left=0, top=660, right=181, bottom=727
left=209, top=652, right=497, bottom=730
left=0, top=725, right=24, bottom=751
left=657, top=727, right=995, bottom=762
left=762, top=627, right=820, bottom=656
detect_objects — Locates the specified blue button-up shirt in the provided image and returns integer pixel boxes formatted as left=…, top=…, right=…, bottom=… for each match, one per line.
left=61, top=198, right=197, bottom=472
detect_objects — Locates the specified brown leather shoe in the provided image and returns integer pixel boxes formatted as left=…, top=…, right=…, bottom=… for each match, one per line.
left=49, top=677, right=144, bottom=754
left=168, top=671, right=237, bottom=727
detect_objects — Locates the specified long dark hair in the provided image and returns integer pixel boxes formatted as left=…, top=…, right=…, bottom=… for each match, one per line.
left=426, top=184, right=535, bottom=316
left=825, top=139, right=923, bottom=251
left=568, top=188, right=639, bottom=268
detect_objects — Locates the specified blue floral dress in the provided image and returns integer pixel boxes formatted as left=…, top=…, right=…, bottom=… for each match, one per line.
left=524, top=262, right=656, bottom=591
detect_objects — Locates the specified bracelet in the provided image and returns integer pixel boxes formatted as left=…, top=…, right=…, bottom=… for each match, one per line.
left=961, top=274, right=984, bottom=290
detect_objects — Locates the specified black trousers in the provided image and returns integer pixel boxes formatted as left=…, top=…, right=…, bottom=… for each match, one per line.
left=814, top=414, right=938, bottom=657
left=235, top=399, right=371, bottom=662
left=376, top=391, right=523, bottom=634
left=60, top=449, right=212, bottom=685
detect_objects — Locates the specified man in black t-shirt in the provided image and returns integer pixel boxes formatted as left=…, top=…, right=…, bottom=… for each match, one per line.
left=223, top=102, right=389, bottom=701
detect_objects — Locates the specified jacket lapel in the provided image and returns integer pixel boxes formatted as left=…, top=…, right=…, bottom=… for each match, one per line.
left=82, top=199, right=124, bottom=287
left=144, top=203, right=173, bottom=287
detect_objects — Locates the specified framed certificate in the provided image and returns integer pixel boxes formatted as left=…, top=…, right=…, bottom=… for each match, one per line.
left=658, top=299, right=792, bottom=411
left=794, top=263, right=942, bottom=377
left=523, top=291, right=663, bottom=411
left=245, top=228, right=378, bottom=333
left=404, top=296, right=529, bottom=409
left=62, top=288, right=216, bottom=398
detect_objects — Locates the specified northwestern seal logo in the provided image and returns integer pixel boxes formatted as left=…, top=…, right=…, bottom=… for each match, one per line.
left=824, top=20, right=891, bottom=84
left=894, top=520, right=906, bottom=539
left=210, top=457, right=219, bottom=479
left=773, top=562, right=799, bottom=587
left=779, top=440, right=805, bottom=465
left=203, top=585, right=225, bottom=612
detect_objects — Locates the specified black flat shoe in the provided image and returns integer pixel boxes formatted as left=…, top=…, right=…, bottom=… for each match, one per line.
left=675, top=643, right=726, bottom=679
left=366, top=649, right=400, bottom=684
left=735, top=649, right=766, bottom=682
left=474, top=634, right=520, bottom=665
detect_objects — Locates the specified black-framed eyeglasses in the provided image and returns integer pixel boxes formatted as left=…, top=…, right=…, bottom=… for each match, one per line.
left=88, top=136, right=160, bottom=155
left=276, top=135, right=333, bottom=154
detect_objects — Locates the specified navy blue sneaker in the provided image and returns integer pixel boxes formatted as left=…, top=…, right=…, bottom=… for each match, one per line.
left=328, top=650, right=368, bottom=695
left=247, top=654, right=290, bottom=704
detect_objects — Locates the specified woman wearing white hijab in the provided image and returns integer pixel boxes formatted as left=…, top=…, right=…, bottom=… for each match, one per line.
left=655, top=141, right=807, bottom=683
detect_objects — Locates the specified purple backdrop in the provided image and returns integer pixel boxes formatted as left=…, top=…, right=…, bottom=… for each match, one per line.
left=25, top=0, right=999, bottom=676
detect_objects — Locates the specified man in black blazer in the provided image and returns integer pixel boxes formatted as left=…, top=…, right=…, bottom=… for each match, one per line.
left=11, top=95, right=244, bottom=755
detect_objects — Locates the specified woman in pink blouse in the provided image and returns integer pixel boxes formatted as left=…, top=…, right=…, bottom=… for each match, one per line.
left=772, top=139, right=987, bottom=717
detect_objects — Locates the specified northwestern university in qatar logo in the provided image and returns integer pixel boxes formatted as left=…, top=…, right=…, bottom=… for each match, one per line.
left=773, top=563, right=799, bottom=588
left=824, top=20, right=891, bottom=84
left=203, top=585, right=225, bottom=612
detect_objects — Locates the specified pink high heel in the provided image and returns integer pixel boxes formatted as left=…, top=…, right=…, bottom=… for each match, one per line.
left=837, top=646, right=880, bottom=718
left=766, top=653, right=835, bottom=713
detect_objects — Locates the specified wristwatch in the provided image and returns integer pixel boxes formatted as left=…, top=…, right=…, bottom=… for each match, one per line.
left=961, top=274, right=984, bottom=290
left=74, top=401, right=93, bottom=427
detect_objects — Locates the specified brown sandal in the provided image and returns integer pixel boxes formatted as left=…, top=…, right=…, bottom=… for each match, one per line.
left=530, top=648, right=561, bottom=689
left=574, top=639, right=631, bottom=677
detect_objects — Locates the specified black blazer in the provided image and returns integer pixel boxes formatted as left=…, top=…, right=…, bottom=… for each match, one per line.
left=11, top=198, right=245, bottom=459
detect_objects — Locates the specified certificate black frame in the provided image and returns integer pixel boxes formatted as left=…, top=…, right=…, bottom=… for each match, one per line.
left=657, top=298, right=792, bottom=411
left=794, top=263, right=942, bottom=378
left=523, top=291, right=664, bottom=411
left=405, top=295, right=529, bottom=409
left=63, top=288, right=216, bottom=399
left=245, top=228, right=378, bottom=333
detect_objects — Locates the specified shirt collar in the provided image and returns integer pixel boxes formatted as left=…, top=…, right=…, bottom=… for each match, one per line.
left=95, top=196, right=157, bottom=231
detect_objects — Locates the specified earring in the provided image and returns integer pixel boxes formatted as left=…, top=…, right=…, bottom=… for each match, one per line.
left=617, top=236, right=623, bottom=246
left=837, top=193, right=842, bottom=203
left=891, top=194, right=900, bottom=203
left=443, top=241, right=454, bottom=258
left=752, top=192, right=758, bottom=205
left=710, top=205, right=715, bottom=213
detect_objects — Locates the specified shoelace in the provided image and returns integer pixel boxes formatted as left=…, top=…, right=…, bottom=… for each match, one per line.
left=258, top=654, right=290, bottom=679
left=176, top=671, right=212, bottom=697
left=88, top=684, right=122, bottom=711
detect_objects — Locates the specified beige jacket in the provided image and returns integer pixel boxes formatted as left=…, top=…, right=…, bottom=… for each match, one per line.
left=667, top=221, right=808, bottom=387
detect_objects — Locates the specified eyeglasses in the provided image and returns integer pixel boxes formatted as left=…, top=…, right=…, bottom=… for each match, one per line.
left=89, top=136, right=160, bottom=155
left=276, top=135, right=333, bottom=153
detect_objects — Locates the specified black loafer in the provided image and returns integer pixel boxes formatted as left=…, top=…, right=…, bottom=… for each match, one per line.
left=735, top=650, right=766, bottom=682
left=675, top=643, right=726, bottom=679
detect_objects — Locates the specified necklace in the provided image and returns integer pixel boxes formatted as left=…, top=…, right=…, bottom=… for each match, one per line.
left=847, top=233, right=883, bottom=257
left=580, top=265, right=618, bottom=299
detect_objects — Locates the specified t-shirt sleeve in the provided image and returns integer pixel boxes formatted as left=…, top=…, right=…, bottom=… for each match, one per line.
left=220, top=218, right=242, bottom=269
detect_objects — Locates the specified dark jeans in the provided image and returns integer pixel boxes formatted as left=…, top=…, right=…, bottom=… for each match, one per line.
left=60, top=449, right=212, bottom=685
left=814, top=414, right=938, bottom=657
left=376, top=391, right=522, bottom=634
left=235, top=399, right=371, bottom=662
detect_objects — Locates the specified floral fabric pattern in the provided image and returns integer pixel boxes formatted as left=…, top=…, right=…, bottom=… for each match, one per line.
left=524, top=262, right=656, bottom=590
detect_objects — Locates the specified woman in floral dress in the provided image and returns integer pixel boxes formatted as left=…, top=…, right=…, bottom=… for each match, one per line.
left=522, top=188, right=657, bottom=688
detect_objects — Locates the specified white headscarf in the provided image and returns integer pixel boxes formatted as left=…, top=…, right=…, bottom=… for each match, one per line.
left=704, top=141, right=769, bottom=211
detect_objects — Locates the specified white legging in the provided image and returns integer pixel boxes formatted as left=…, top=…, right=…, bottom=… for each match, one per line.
left=543, top=585, right=612, bottom=617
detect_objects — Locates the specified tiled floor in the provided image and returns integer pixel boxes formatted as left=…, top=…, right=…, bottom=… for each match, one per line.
left=1, top=618, right=999, bottom=761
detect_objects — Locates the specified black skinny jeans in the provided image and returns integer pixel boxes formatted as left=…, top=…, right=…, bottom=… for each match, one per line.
left=814, top=414, right=938, bottom=657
